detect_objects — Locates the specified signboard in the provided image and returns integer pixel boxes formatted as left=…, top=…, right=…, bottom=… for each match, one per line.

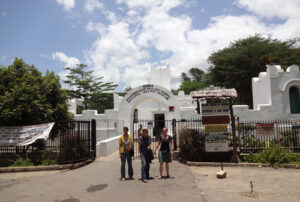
left=256, top=123, right=274, bottom=136
left=126, top=85, right=171, bottom=103
left=201, top=100, right=229, bottom=116
left=147, top=121, right=153, bottom=129
left=202, top=116, right=230, bottom=124
left=0, top=123, right=55, bottom=146
left=204, top=125, right=228, bottom=133
left=205, top=133, right=229, bottom=152
left=205, top=142, right=229, bottom=152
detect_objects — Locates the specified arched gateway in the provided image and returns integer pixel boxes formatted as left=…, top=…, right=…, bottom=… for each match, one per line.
left=118, top=84, right=181, bottom=134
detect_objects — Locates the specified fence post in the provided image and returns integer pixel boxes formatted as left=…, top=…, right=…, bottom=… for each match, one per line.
left=172, top=119, right=177, bottom=151
left=237, top=117, right=240, bottom=148
left=91, top=119, right=96, bottom=158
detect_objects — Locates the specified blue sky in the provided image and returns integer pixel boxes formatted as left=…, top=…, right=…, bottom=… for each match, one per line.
left=1, top=0, right=299, bottom=91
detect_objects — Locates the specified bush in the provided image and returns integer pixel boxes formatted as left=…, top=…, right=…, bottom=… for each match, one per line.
left=9, top=156, right=34, bottom=167
left=243, top=145, right=299, bottom=168
left=179, top=129, right=205, bottom=161
left=243, top=153, right=263, bottom=163
left=279, top=129, right=300, bottom=147
left=41, top=151, right=57, bottom=165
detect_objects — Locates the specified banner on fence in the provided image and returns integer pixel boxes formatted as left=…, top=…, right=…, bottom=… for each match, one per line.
left=0, top=123, right=55, bottom=146
left=256, top=123, right=274, bottom=136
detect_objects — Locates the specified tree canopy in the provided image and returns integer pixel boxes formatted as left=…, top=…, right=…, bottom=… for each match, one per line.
left=177, top=67, right=207, bottom=94
left=207, top=35, right=300, bottom=107
left=64, top=64, right=117, bottom=110
left=0, top=58, right=72, bottom=126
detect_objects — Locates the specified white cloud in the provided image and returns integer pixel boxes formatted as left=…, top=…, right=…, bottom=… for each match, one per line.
left=1, top=54, right=7, bottom=61
left=86, top=21, right=106, bottom=35
left=236, top=0, right=300, bottom=19
left=85, top=22, right=149, bottom=86
left=52, top=52, right=80, bottom=88
left=235, top=0, right=300, bottom=41
left=122, top=63, right=152, bottom=87
left=56, top=0, right=75, bottom=11
left=52, top=52, right=80, bottom=68
left=103, top=10, right=118, bottom=23
left=83, top=0, right=300, bottom=90
left=40, top=54, right=49, bottom=59
left=117, top=0, right=164, bottom=9
left=84, top=0, right=103, bottom=14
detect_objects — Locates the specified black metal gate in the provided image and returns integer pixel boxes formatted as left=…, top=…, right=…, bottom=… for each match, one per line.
left=58, top=120, right=96, bottom=164
left=132, top=119, right=176, bottom=157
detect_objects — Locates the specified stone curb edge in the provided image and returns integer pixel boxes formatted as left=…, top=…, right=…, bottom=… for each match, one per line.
left=0, top=159, right=94, bottom=173
left=186, top=161, right=300, bottom=169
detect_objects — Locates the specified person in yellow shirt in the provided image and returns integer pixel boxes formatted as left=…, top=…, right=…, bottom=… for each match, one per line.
left=119, top=126, right=133, bottom=181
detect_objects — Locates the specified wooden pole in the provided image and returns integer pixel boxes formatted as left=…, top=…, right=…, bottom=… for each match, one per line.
left=229, top=98, right=239, bottom=162
left=196, top=99, right=200, bottom=114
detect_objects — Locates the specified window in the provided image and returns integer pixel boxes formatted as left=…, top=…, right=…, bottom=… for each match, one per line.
left=133, top=109, right=138, bottom=123
left=289, top=86, right=300, bottom=114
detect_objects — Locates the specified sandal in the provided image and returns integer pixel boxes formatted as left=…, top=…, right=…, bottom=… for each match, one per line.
left=158, top=176, right=162, bottom=179
left=166, top=175, right=170, bottom=178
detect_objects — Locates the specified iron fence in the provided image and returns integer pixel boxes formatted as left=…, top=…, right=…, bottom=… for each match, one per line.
left=238, top=120, right=300, bottom=153
left=132, top=119, right=174, bottom=157
left=132, top=119, right=232, bottom=157
left=0, top=120, right=96, bottom=164
left=133, top=118, right=300, bottom=155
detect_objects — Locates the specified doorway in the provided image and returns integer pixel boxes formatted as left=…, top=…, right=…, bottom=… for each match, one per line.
left=290, top=86, right=300, bottom=114
left=154, top=114, right=165, bottom=139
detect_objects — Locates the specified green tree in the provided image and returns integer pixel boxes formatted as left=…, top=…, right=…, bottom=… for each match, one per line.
left=208, top=35, right=300, bottom=107
left=0, top=58, right=72, bottom=126
left=178, top=67, right=206, bottom=94
left=88, top=93, right=114, bottom=113
left=181, top=72, right=191, bottom=82
left=64, top=64, right=117, bottom=110
left=189, top=67, right=204, bottom=82
left=178, top=81, right=206, bottom=95
left=124, top=86, right=133, bottom=92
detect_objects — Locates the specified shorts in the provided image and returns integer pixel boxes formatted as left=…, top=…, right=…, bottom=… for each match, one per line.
left=158, top=150, right=171, bottom=163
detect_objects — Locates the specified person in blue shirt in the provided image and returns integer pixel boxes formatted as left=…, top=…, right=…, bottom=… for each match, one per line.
left=138, top=127, right=152, bottom=182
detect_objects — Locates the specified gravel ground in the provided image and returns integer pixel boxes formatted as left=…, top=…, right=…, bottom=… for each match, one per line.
left=189, top=166, right=300, bottom=202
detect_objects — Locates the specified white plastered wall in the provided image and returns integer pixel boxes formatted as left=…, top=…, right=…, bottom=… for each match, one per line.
left=234, top=65, right=300, bottom=121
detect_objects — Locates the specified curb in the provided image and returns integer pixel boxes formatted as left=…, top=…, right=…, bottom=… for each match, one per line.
left=186, top=161, right=300, bottom=169
left=0, top=159, right=94, bottom=173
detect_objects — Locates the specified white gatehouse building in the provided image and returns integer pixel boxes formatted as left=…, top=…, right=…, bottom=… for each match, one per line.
left=68, top=64, right=300, bottom=157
